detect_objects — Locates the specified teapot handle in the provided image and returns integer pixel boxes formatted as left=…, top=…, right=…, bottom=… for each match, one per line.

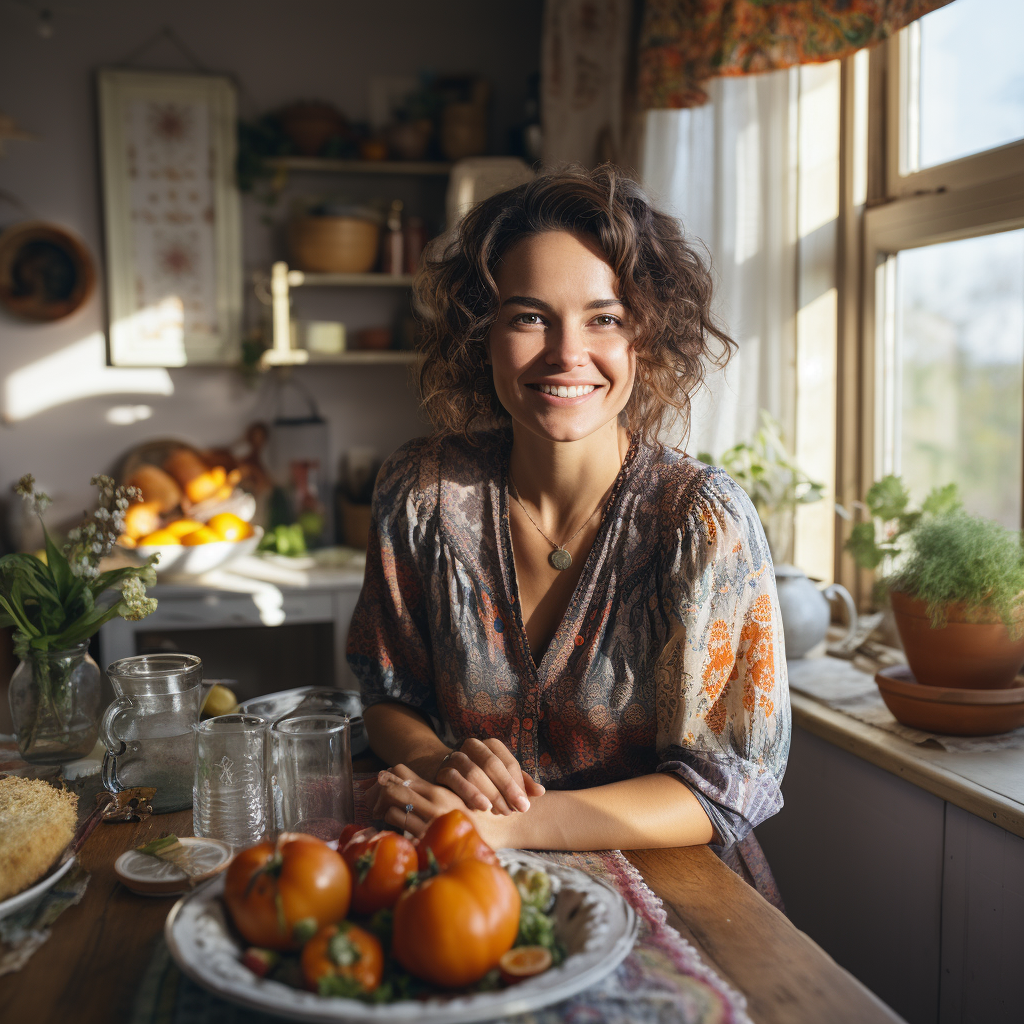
left=823, top=583, right=858, bottom=645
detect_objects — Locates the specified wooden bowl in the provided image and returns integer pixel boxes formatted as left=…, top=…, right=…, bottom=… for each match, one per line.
left=288, top=216, right=380, bottom=274
left=0, top=221, right=95, bottom=321
left=875, top=665, right=1024, bottom=736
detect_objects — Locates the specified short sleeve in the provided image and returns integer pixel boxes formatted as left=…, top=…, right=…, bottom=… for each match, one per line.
left=653, top=467, right=791, bottom=846
left=345, top=441, right=439, bottom=725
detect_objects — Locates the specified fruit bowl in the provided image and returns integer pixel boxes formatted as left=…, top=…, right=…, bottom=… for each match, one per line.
left=137, top=527, right=263, bottom=578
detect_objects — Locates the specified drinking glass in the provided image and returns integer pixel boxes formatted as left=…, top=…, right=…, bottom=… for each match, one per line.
left=100, top=654, right=203, bottom=812
left=193, top=715, right=269, bottom=847
left=269, top=715, right=353, bottom=842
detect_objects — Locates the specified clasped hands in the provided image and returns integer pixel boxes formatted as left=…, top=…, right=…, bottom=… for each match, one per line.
left=367, top=737, right=545, bottom=846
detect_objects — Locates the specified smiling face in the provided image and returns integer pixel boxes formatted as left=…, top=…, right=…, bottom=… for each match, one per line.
left=486, top=231, right=636, bottom=445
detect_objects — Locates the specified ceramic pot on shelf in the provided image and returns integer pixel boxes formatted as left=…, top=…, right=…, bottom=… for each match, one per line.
left=889, top=589, right=1024, bottom=689
left=774, top=564, right=857, bottom=659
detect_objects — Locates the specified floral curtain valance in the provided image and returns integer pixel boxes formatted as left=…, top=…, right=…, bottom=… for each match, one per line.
left=638, top=0, right=955, bottom=108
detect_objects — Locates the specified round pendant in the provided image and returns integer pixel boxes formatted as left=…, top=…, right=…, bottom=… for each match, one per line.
left=549, top=548, right=572, bottom=571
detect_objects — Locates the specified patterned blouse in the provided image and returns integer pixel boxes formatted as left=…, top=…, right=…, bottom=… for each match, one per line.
left=346, top=428, right=790, bottom=846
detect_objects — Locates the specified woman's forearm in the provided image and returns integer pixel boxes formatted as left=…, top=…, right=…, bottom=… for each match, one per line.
left=484, top=773, right=715, bottom=851
left=363, top=702, right=450, bottom=781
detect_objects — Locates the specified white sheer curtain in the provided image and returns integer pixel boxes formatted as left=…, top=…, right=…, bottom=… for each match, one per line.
left=640, top=70, right=800, bottom=460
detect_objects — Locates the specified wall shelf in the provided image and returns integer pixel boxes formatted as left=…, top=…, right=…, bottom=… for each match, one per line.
left=305, top=350, right=420, bottom=365
left=287, top=270, right=415, bottom=288
left=265, top=156, right=452, bottom=177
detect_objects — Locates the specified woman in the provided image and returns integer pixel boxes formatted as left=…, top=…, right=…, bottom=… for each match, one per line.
left=347, top=167, right=789, bottom=874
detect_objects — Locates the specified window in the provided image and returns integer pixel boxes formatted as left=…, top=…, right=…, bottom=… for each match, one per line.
left=838, top=0, right=1024, bottom=597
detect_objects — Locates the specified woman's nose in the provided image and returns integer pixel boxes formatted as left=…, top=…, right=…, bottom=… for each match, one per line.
left=544, top=323, right=587, bottom=370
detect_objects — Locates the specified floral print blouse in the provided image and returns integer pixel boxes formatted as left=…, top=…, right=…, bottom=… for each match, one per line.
left=346, top=428, right=790, bottom=846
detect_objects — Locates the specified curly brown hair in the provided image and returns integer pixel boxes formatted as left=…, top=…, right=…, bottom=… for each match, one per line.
left=414, top=165, right=734, bottom=450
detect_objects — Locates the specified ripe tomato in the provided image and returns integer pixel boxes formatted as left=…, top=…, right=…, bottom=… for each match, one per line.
left=342, top=829, right=419, bottom=915
left=301, top=921, right=384, bottom=995
left=223, top=835, right=352, bottom=951
left=416, top=809, right=498, bottom=872
left=392, top=858, right=521, bottom=988
left=337, top=823, right=373, bottom=850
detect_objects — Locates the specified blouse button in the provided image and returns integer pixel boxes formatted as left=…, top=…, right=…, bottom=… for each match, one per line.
left=574, top=634, right=584, bottom=646
left=494, top=618, right=504, bottom=633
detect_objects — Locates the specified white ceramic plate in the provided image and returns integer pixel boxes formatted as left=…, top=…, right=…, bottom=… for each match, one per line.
left=138, top=527, right=263, bottom=578
left=115, top=837, right=233, bottom=896
left=0, top=854, right=76, bottom=921
left=165, top=850, right=638, bottom=1024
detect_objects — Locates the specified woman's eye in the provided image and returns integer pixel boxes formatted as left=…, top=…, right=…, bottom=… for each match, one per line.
left=512, top=313, right=544, bottom=326
left=592, top=314, right=621, bottom=327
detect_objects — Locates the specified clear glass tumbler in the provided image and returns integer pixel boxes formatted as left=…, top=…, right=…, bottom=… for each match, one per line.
left=193, top=714, right=269, bottom=848
left=269, top=714, right=353, bottom=842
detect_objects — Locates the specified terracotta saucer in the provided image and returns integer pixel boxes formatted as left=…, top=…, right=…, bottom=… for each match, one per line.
left=875, top=665, right=1024, bottom=736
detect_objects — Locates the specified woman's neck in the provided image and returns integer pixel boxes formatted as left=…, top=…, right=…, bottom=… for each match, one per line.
left=508, top=421, right=631, bottom=535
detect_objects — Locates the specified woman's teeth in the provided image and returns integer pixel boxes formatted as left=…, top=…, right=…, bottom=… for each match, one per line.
left=534, top=384, right=596, bottom=398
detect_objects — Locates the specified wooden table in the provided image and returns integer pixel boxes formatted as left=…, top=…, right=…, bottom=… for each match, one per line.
left=0, top=811, right=903, bottom=1024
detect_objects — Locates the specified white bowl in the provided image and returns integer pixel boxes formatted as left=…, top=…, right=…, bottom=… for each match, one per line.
left=137, top=526, right=264, bottom=578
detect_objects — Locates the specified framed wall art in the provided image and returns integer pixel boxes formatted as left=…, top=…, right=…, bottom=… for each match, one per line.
left=98, top=69, right=242, bottom=366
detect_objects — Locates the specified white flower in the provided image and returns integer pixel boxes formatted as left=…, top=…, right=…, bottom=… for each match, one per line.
left=95, top=507, right=111, bottom=521
left=92, top=542, right=103, bottom=554
left=118, top=575, right=157, bottom=621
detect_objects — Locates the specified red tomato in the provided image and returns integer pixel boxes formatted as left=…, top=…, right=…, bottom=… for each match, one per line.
left=342, top=829, right=419, bottom=915
left=337, top=824, right=375, bottom=850
left=301, top=921, right=384, bottom=994
left=223, top=835, right=352, bottom=951
left=392, top=858, right=521, bottom=988
left=416, top=809, right=498, bottom=873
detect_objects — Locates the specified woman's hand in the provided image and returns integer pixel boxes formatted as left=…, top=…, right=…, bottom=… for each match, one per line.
left=434, top=738, right=545, bottom=815
left=367, top=764, right=511, bottom=850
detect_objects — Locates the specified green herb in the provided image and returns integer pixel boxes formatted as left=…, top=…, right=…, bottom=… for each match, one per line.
left=886, top=512, right=1024, bottom=634
left=327, top=925, right=361, bottom=967
left=258, top=523, right=308, bottom=557
left=1, top=475, right=158, bottom=754
left=513, top=867, right=553, bottom=911
left=516, top=903, right=565, bottom=966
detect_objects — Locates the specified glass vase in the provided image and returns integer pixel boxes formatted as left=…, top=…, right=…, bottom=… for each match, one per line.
left=9, top=643, right=102, bottom=764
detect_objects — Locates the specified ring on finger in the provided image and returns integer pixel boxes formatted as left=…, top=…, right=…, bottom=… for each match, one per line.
left=403, top=802, right=414, bottom=833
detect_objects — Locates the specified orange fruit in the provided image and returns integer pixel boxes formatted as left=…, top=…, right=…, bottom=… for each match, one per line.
left=181, top=526, right=222, bottom=546
left=184, top=467, right=227, bottom=504
left=138, top=529, right=182, bottom=547
left=164, top=519, right=204, bottom=538
left=498, top=946, right=552, bottom=985
left=122, top=501, right=163, bottom=540
left=207, top=512, right=253, bottom=541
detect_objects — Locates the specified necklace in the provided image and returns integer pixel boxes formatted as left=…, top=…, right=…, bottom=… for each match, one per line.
left=507, top=468, right=608, bottom=571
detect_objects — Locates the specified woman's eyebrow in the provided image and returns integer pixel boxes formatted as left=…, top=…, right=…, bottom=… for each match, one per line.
left=500, top=296, right=624, bottom=310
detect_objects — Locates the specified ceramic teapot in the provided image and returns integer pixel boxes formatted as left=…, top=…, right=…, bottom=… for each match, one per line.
left=774, top=564, right=857, bottom=659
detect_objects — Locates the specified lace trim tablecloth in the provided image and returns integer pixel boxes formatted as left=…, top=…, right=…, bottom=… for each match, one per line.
left=788, top=656, right=1024, bottom=752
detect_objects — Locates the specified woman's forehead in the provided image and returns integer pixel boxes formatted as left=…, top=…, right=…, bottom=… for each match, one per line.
left=495, top=231, right=619, bottom=298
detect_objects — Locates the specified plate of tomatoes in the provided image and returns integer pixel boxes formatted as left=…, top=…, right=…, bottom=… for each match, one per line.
left=165, top=810, right=638, bottom=1023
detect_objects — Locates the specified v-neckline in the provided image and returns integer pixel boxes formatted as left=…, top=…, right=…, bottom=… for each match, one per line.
left=496, top=431, right=643, bottom=678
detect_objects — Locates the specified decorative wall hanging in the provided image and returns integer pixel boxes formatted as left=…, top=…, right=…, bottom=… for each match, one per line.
left=0, top=221, right=96, bottom=321
left=97, top=69, right=242, bottom=366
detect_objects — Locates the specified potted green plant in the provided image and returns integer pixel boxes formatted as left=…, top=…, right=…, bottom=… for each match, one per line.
left=1, top=475, right=159, bottom=764
left=884, top=513, right=1024, bottom=690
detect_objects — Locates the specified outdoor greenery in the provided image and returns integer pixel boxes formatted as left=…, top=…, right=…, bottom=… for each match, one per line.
left=887, top=512, right=1024, bottom=634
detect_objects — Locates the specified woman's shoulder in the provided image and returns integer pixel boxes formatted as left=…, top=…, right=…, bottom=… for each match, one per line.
left=646, top=448, right=765, bottom=552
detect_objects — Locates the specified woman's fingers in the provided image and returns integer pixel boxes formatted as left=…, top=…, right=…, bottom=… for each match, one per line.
left=523, top=769, right=546, bottom=797
left=384, top=802, right=427, bottom=838
left=466, top=738, right=531, bottom=812
left=437, top=754, right=505, bottom=813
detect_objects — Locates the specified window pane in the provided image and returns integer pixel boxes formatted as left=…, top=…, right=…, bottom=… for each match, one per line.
left=897, top=229, right=1024, bottom=527
left=919, top=0, right=1024, bottom=168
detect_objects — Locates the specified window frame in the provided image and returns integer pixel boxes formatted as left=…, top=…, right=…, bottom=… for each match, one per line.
left=835, top=23, right=1024, bottom=606
left=885, top=26, right=1024, bottom=199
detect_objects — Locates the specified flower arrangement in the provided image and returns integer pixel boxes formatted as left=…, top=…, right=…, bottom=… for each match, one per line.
left=1, top=475, right=160, bottom=760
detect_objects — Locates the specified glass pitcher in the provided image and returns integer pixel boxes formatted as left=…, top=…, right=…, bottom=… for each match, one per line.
left=100, top=654, right=203, bottom=813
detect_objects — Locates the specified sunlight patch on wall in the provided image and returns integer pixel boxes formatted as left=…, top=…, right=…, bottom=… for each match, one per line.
left=3, top=332, right=174, bottom=422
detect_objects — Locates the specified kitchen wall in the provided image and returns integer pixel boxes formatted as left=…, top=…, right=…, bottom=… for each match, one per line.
left=0, top=0, right=543, bottom=534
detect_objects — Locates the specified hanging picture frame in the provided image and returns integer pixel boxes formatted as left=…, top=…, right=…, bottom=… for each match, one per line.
left=98, top=69, right=242, bottom=366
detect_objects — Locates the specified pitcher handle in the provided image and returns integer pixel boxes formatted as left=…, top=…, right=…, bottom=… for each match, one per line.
left=99, top=696, right=133, bottom=794
left=823, top=583, right=858, bottom=645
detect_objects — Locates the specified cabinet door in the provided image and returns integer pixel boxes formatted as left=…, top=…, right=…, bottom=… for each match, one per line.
left=940, top=804, right=1024, bottom=1024
left=756, top=727, right=944, bottom=1024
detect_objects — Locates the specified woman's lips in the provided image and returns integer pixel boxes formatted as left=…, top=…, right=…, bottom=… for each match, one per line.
left=525, top=383, right=602, bottom=403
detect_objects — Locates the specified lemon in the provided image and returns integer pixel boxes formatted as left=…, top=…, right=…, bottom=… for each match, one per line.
left=207, top=512, right=252, bottom=541
left=138, top=529, right=182, bottom=546
left=202, top=684, right=238, bottom=718
left=181, top=526, right=222, bottom=546
left=164, top=519, right=204, bottom=538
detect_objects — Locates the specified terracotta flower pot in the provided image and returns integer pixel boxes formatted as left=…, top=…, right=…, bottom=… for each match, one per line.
left=889, top=589, right=1024, bottom=689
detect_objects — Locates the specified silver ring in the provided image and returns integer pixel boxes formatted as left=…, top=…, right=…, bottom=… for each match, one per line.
left=435, top=749, right=457, bottom=781
left=403, top=802, right=414, bottom=831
